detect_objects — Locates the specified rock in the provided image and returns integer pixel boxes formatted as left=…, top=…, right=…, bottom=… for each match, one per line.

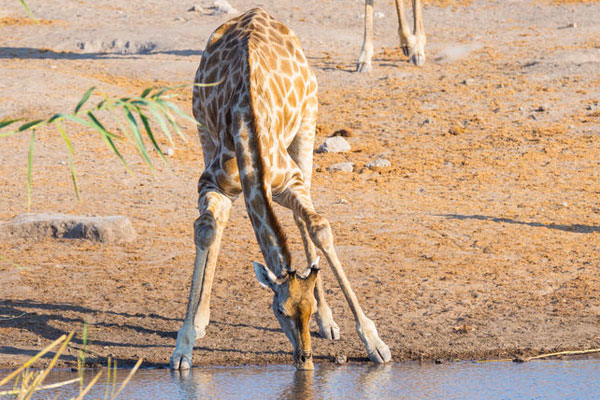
left=461, top=78, right=475, bottom=86
left=210, top=0, right=238, bottom=15
left=187, top=4, right=206, bottom=12
left=335, top=198, right=349, bottom=204
left=328, top=162, right=353, bottom=172
left=335, top=354, right=347, bottom=365
left=0, top=213, right=136, bottom=243
left=535, top=105, right=548, bottom=112
left=316, top=136, right=351, bottom=153
left=164, top=147, right=175, bottom=156
left=76, top=40, right=157, bottom=54
left=365, top=158, right=391, bottom=169
left=374, top=11, right=385, bottom=19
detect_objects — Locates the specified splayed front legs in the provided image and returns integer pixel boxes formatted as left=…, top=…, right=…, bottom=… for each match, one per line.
left=171, top=190, right=232, bottom=370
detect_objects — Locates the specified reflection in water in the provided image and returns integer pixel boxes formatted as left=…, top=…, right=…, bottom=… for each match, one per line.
left=277, top=370, right=314, bottom=400
left=11, top=360, right=600, bottom=400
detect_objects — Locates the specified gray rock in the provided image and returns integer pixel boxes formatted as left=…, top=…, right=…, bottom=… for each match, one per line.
left=365, top=158, right=391, bottom=169
left=316, top=136, right=351, bottom=153
left=0, top=213, right=136, bottom=243
left=76, top=40, right=157, bottom=54
left=328, top=162, right=354, bottom=172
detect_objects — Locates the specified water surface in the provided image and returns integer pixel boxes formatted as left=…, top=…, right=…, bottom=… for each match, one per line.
left=13, top=360, right=600, bottom=399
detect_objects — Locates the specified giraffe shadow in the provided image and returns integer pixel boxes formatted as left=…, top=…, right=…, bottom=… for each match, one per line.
left=439, top=213, right=600, bottom=233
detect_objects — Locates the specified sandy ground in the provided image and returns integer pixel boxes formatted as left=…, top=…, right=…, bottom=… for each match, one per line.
left=1, top=0, right=600, bottom=369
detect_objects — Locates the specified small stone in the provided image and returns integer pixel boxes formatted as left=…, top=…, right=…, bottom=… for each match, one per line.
left=335, top=354, right=347, bottom=365
left=461, top=78, right=474, bottom=86
left=365, top=158, right=391, bottom=169
left=328, top=162, right=353, bottom=172
left=187, top=4, right=204, bottom=12
left=422, top=118, right=433, bottom=125
left=316, top=136, right=351, bottom=153
left=535, top=105, right=548, bottom=112
left=336, top=198, right=349, bottom=204
left=561, top=201, right=568, bottom=207
left=211, top=0, right=238, bottom=15
left=374, top=11, right=385, bottom=19
left=331, top=128, right=353, bottom=138
left=164, top=147, right=175, bottom=156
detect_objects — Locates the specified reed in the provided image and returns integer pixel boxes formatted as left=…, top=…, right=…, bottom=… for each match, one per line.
left=0, top=330, right=142, bottom=399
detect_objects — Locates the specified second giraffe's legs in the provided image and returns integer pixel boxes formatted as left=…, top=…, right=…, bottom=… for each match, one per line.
left=394, top=0, right=426, bottom=66
left=170, top=186, right=232, bottom=370
left=275, top=177, right=391, bottom=363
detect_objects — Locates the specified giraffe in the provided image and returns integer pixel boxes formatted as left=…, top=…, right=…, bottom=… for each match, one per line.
left=170, top=8, right=392, bottom=371
left=357, top=0, right=426, bottom=72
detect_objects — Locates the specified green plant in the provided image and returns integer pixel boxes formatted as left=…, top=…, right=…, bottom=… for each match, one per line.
left=17, top=0, right=37, bottom=21
left=1, top=85, right=203, bottom=208
left=0, top=331, right=142, bottom=399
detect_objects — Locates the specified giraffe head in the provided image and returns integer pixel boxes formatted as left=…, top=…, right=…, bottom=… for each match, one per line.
left=253, top=257, right=320, bottom=370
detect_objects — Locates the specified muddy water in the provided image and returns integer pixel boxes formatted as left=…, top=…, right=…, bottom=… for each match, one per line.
left=16, top=360, right=600, bottom=399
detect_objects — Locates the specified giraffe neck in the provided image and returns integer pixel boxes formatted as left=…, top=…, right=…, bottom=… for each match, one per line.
left=237, top=114, right=292, bottom=276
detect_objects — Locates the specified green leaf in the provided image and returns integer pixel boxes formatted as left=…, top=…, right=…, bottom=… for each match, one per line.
left=56, top=121, right=75, bottom=155
left=0, top=118, right=22, bottom=129
left=18, top=119, right=44, bottom=132
left=141, top=88, right=153, bottom=98
left=123, top=105, right=154, bottom=170
left=157, top=99, right=199, bottom=125
left=27, top=131, right=35, bottom=210
left=87, top=111, right=132, bottom=175
left=74, top=87, right=96, bottom=114
left=147, top=103, right=175, bottom=147
left=138, top=110, right=167, bottom=164
left=18, top=0, right=38, bottom=22
left=67, top=148, right=80, bottom=201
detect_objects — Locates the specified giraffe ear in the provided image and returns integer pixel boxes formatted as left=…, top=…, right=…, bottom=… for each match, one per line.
left=253, top=261, right=278, bottom=291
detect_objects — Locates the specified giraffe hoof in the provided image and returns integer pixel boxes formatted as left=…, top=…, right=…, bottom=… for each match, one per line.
left=401, top=45, right=410, bottom=57
left=410, top=52, right=426, bottom=67
left=356, top=62, right=372, bottom=73
left=170, top=353, right=193, bottom=370
left=367, top=341, right=392, bottom=364
left=318, top=321, right=340, bottom=340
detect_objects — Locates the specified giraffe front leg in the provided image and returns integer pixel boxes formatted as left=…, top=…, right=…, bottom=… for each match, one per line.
left=276, top=181, right=390, bottom=362
left=307, top=214, right=391, bottom=363
left=357, top=0, right=374, bottom=72
left=171, top=190, right=232, bottom=370
left=410, top=0, right=426, bottom=66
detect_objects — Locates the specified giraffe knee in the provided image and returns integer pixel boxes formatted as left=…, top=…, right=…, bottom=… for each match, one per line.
left=194, top=213, right=217, bottom=248
left=307, top=214, right=333, bottom=250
